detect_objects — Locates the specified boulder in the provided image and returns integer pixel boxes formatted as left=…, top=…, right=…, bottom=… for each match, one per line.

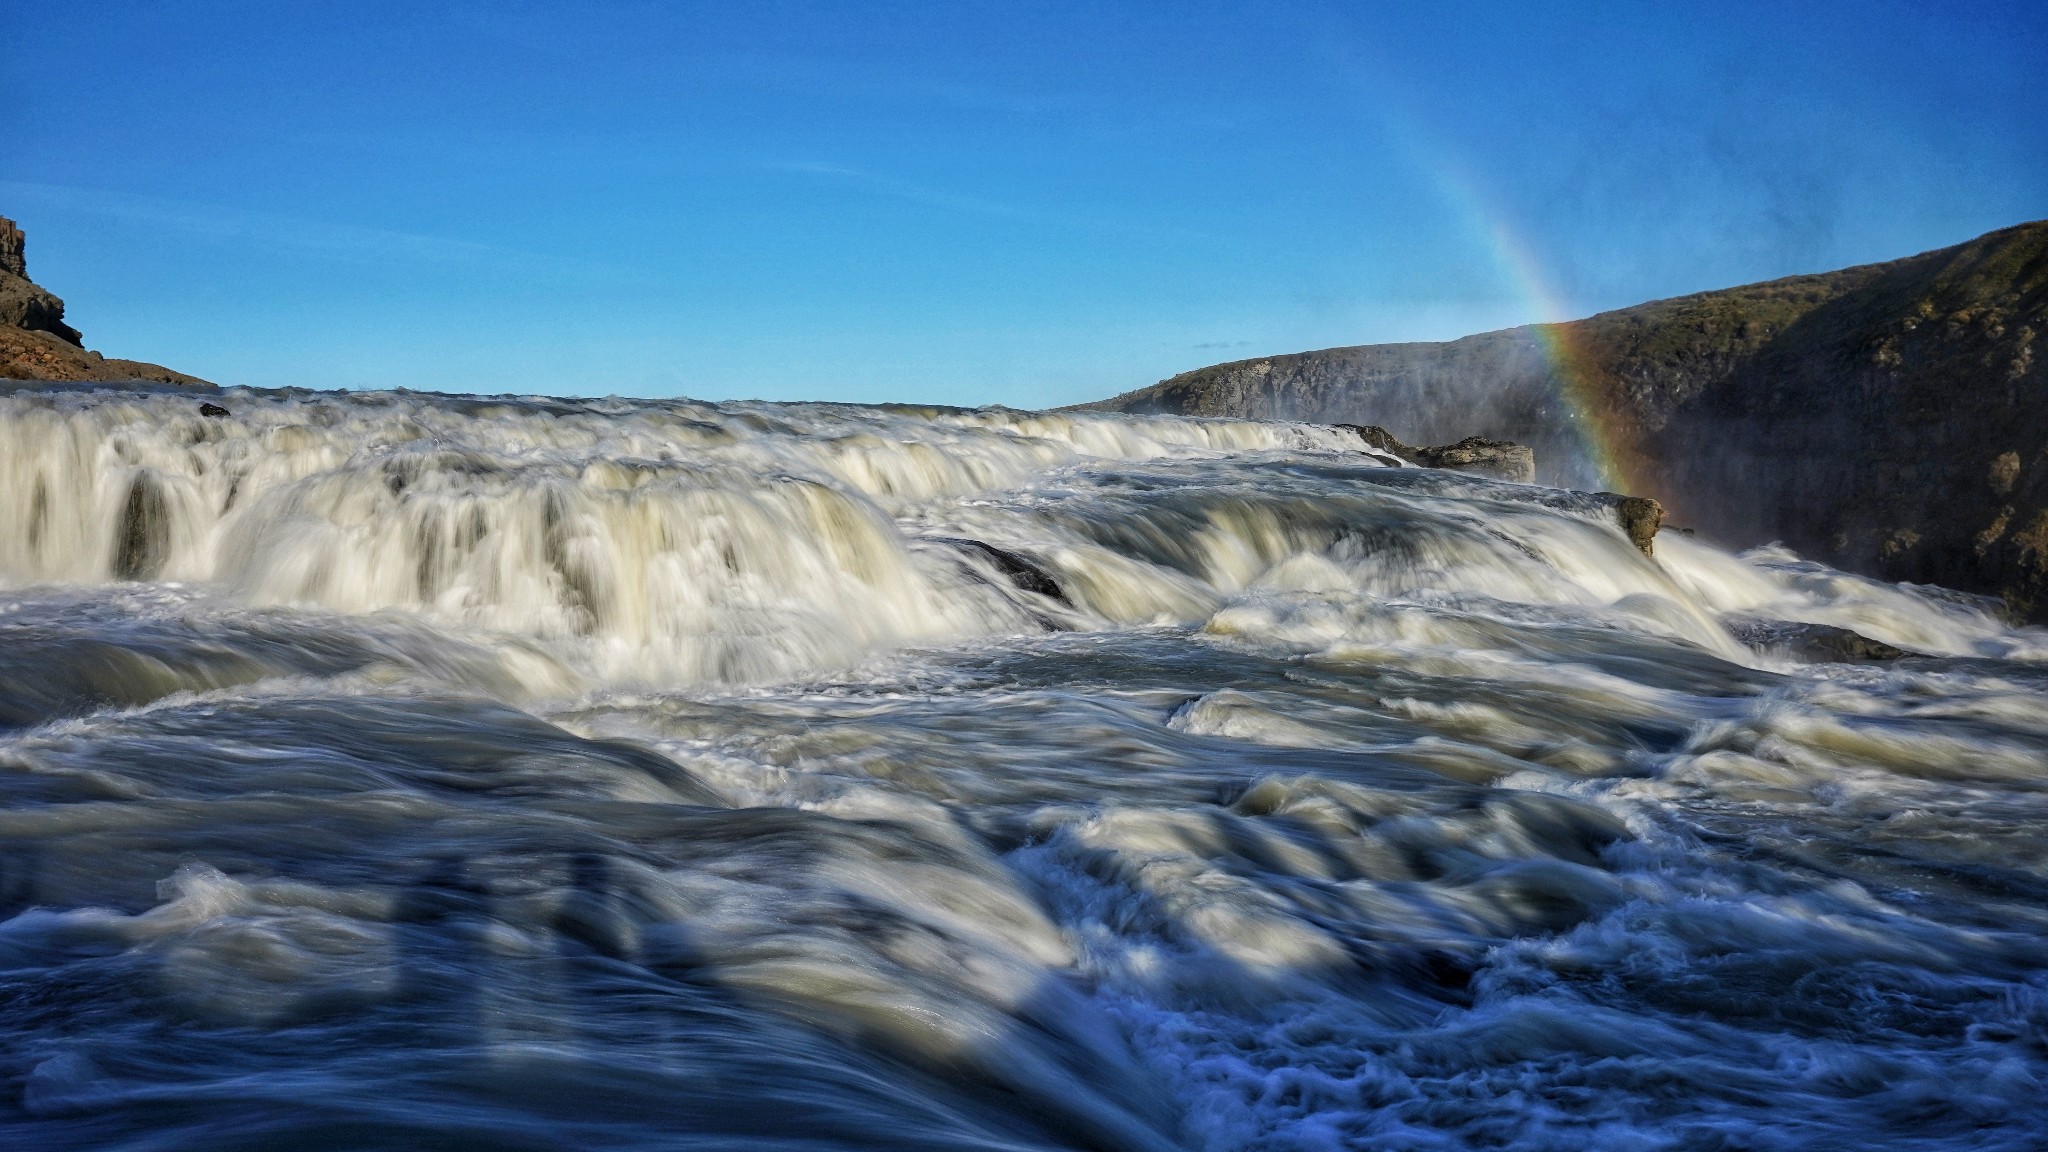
left=1613, top=496, right=1665, bottom=556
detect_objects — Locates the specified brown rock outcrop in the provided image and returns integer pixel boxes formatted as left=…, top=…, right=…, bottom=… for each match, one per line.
left=0, top=217, right=26, bottom=278
left=0, top=214, right=208, bottom=386
left=1614, top=496, right=1664, bottom=556
left=0, top=216, right=82, bottom=346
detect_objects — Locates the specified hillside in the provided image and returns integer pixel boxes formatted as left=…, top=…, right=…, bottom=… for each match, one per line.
left=1089, top=222, right=2048, bottom=621
left=0, top=215, right=209, bottom=387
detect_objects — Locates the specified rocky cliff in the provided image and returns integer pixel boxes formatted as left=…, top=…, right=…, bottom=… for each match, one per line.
left=1089, top=221, right=2048, bottom=621
left=0, top=215, right=209, bottom=386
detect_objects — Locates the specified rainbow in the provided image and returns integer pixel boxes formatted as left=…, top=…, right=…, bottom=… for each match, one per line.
left=1462, top=210, right=1635, bottom=494
left=1388, top=129, right=1642, bottom=494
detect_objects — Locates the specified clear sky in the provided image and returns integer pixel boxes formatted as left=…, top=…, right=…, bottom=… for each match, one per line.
left=5, top=1, right=2044, bottom=406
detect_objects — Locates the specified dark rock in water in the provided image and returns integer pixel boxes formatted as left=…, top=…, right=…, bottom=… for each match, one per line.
left=1334, top=424, right=1536, bottom=483
left=112, top=471, right=170, bottom=580
left=1415, top=436, right=1536, bottom=484
left=199, top=402, right=231, bottom=418
left=1420, top=949, right=1478, bottom=993
left=1722, top=615, right=1910, bottom=662
left=1613, top=496, right=1665, bottom=556
left=1336, top=424, right=1413, bottom=456
left=935, top=537, right=1069, bottom=604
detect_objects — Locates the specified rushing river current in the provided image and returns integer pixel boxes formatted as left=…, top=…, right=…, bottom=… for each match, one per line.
left=1, top=381, right=2045, bottom=1151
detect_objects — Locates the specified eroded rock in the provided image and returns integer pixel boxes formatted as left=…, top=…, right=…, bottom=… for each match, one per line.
left=1417, top=436, right=1536, bottom=484
left=1335, top=425, right=1536, bottom=483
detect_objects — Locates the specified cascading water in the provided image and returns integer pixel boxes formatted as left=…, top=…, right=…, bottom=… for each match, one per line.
left=1, top=380, right=2043, bottom=1151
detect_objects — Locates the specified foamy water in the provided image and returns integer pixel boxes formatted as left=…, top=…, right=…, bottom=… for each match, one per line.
left=2, top=381, right=2043, bottom=1150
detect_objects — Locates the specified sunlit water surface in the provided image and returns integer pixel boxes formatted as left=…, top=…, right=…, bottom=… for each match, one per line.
left=2, top=383, right=2044, bottom=1150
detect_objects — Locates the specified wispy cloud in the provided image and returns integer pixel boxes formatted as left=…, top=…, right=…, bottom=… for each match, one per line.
left=760, top=159, right=1226, bottom=249
left=761, top=161, right=1034, bottom=220
left=0, top=180, right=629, bottom=279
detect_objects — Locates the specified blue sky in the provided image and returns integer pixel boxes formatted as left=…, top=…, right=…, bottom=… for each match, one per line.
left=5, top=1, right=2043, bottom=405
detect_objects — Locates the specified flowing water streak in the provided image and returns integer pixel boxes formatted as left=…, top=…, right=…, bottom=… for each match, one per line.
left=0, top=381, right=2044, bottom=1151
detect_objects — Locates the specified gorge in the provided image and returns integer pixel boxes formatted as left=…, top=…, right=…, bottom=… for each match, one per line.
left=1091, top=222, right=2048, bottom=622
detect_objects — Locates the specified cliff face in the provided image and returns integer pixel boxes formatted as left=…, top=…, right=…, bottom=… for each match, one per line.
left=0, top=215, right=208, bottom=387
left=1090, top=221, right=2048, bottom=621
left=0, top=217, right=84, bottom=345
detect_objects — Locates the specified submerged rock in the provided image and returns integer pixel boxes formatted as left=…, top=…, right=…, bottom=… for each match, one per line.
left=111, top=471, right=170, bottom=581
left=1337, top=424, right=1414, bottom=456
left=934, top=537, right=1069, bottom=604
left=1722, top=615, right=1910, bottom=662
left=199, top=402, right=231, bottom=418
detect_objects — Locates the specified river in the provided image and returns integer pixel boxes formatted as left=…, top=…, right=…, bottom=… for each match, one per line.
left=2, top=382, right=2043, bottom=1150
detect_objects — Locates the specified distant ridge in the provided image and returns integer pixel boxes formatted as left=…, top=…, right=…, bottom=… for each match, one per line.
left=1087, top=222, right=2048, bottom=621
left=0, top=215, right=209, bottom=387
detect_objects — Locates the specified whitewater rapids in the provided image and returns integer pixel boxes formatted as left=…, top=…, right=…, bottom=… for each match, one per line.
left=1, top=380, right=2044, bottom=1151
